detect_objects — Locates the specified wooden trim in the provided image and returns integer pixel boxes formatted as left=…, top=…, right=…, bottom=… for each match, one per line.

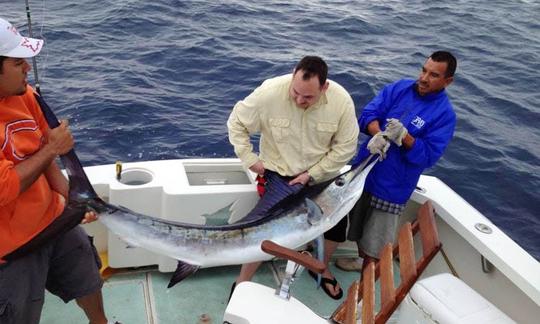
left=344, top=280, right=359, bottom=324
left=331, top=201, right=442, bottom=324
left=361, top=262, right=375, bottom=324
left=260, top=240, right=326, bottom=274
left=379, top=244, right=396, bottom=310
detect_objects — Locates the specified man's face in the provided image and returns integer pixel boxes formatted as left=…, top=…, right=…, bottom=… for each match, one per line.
left=417, top=58, right=453, bottom=96
left=0, top=58, right=31, bottom=98
left=289, top=70, right=328, bottom=109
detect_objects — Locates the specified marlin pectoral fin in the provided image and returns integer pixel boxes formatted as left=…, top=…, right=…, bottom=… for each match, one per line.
left=314, top=235, right=325, bottom=264
left=313, top=235, right=325, bottom=286
left=167, top=261, right=200, bottom=288
left=305, top=198, right=323, bottom=225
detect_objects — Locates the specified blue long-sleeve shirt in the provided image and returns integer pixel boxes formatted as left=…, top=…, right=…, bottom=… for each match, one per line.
left=351, top=79, right=456, bottom=204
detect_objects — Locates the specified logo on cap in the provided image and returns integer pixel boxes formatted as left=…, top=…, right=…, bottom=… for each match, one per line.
left=21, top=37, right=42, bottom=53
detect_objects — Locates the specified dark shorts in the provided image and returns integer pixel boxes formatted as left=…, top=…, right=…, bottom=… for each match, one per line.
left=324, top=190, right=372, bottom=242
left=345, top=191, right=400, bottom=258
left=0, top=226, right=103, bottom=324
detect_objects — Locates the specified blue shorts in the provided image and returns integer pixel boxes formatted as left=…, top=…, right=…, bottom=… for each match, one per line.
left=0, top=226, right=103, bottom=324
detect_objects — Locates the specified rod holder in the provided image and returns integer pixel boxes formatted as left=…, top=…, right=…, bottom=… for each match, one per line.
left=115, top=161, right=122, bottom=180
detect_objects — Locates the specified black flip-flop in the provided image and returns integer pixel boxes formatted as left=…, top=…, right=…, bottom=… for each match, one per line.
left=308, top=270, right=343, bottom=300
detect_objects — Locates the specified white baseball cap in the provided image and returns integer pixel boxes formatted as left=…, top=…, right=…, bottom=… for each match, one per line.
left=0, top=18, right=43, bottom=58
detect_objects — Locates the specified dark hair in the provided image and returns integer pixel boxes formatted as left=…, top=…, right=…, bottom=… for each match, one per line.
left=430, top=51, right=457, bottom=77
left=294, top=56, right=328, bottom=86
left=0, top=56, right=6, bottom=73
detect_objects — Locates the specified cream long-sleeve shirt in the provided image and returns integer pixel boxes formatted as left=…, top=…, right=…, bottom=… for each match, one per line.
left=227, top=74, right=359, bottom=182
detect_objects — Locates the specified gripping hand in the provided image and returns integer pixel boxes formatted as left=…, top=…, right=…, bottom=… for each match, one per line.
left=367, top=132, right=390, bottom=161
left=384, top=118, right=408, bottom=146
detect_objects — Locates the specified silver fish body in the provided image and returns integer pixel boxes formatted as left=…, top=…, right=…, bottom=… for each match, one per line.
left=92, top=160, right=375, bottom=268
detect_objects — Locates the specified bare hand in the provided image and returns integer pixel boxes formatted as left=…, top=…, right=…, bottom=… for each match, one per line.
left=249, top=161, right=265, bottom=176
left=81, top=210, right=98, bottom=224
left=289, top=171, right=310, bottom=186
left=46, top=120, right=74, bottom=155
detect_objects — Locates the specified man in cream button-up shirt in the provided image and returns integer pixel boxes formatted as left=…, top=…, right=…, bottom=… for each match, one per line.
left=228, top=56, right=359, bottom=184
left=227, top=56, right=359, bottom=293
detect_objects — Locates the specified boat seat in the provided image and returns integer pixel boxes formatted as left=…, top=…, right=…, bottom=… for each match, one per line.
left=223, top=240, right=328, bottom=324
left=397, top=273, right=516, bottom=324
left=224, top=281, right=328, bottom=324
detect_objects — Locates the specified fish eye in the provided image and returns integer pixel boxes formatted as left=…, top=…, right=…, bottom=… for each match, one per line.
left=335, top=177, right=345, bottom=186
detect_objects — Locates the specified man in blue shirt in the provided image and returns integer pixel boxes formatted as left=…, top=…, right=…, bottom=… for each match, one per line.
left=316, top=51, right=457, bottom=299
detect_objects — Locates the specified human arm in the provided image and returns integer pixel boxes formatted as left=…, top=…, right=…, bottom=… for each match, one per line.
left=306, top=99, right=359, bottom=182
left=401, top=133, right=416, bottom=149
left=227, top=87, right=264, bottom=172
left=358, top=83, right=398, bottom=134
left=43, top=160, right=98, bottom=223
left=248, top=160, right=265, bottom=176
left=384, top=118, right=416, bottom=150
left=44, top=163, right=97, bottom=223
left=15, top=120, right=73, bottom=193
left=366, top=119, right=381, bottom=136
left=402, top=110, right=456, bottom=168
left=44, top=161, right=68, bottom=199
left=365, top=120, right=390, bottom=160
left=288, top=171, right=310, bottom=186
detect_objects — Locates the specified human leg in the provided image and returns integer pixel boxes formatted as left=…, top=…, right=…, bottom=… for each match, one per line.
left=333, top=191, right=373, bottom=272
left=236, top=261, right=262, bottom=284
left=308, top=215, right=349, bottom=299
left=355, top=207, right=400, bottom=278
left=319, top=238, right=343, bottom=298
left=0, top=249, right=50, bottom=324
left=229, top=262, right=263, bottom=302
left=356, top=208, right=399, bottom=259
left=306, top=248, right=343, bottom=299
left=46, top=226, right=108, bottom=324
left=75, top=290, right=107, bottom=324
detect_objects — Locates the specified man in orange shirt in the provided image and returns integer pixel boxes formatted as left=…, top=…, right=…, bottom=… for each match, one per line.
left=0, top=18, right=115, bottom=324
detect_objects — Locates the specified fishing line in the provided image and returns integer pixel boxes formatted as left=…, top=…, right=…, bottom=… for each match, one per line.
left=24, top=0, right=41, bottom=94
left=24, top=0, right=48, bottom=94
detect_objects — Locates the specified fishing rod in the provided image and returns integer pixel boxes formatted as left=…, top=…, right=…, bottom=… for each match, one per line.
left=25, top=0, right=41, bottom=94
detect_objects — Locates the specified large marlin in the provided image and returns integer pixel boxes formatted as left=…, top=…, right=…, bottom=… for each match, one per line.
left=3, top=95, right=375, bottom=288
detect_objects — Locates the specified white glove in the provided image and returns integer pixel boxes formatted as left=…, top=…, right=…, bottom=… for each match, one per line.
left=367, top=132, right=390, bottom=161
left=384, top=118, right=408, bottom=146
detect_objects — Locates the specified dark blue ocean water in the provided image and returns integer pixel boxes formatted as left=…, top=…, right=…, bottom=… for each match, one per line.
left=3, top=1, right=539, bottom=260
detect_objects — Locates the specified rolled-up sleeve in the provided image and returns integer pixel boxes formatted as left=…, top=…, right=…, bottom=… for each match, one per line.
left=227, top=87, right=264, bottom=169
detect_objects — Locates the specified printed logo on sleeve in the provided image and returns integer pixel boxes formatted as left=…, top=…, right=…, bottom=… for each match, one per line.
left=1, top=119, right=44, bottom=161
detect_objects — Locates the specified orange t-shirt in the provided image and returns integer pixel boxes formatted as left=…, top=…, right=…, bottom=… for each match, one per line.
left=0, top=86, right=64, bottom=259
